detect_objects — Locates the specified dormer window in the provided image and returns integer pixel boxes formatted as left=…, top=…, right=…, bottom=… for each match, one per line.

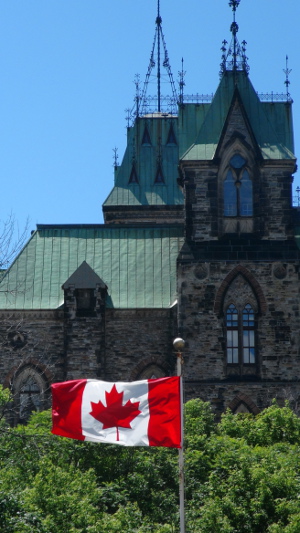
left=224, top=154, right=253, bottom=217
left=142, top=126, right=151, bottom=145
left=129, top=164, right=139, bottom=184
left=75, top=289, right=96, bottom=317
left=62, top=261, right=107, bottom=320
left=166, top=124, right=177, bottom=145
left=154, top=163, right=165, bottom=184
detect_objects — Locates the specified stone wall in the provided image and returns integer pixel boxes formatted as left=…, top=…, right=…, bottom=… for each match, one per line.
left=0, top=309, right=64, bottom=391
left=104, top=308, right=177, bottom=381
left=177, top=256, right=300, bottom=413
left=103, top=205, right=184, bottom=225
left=0, top=305, right=178, bottom=421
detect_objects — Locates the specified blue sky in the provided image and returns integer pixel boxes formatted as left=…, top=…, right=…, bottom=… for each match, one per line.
left=0, top=0, right=299, bottom=231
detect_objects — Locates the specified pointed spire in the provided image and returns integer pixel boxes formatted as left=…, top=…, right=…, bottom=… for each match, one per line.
left=220, top=0, right=249, bottom=77
left=136, top=0, right=177, bottom=117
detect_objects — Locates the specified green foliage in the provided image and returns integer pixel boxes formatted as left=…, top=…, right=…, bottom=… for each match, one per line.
left=0, top=384, right=12, bottom=422
left=1, top=401, right=300, bottom=532
left=185, top=398, right=216, bottom=442
left=219, top=400, right=300, bottom=445
left=0, top=384, right=11, bottom=407
left=22, top=459, right=101, bottom=533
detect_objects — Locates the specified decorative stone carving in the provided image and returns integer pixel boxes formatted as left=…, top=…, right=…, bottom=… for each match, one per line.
left=223, top=274, right=258, bottom=312
left=194, top=264, right=208, bottom=280
left=273, top=263, right=287, bottom=280
left=8, top=331, right=27, bottom=349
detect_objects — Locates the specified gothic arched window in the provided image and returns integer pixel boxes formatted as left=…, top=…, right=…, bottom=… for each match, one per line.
left=226, top=303, right=256, bottom=365
left=12, top=366, right=48, bottom=424
left=137, top=364, right=166, bottom=380
left=224, top=154, right=253, bottom=217
left=19, top=375, right=41, bottom=421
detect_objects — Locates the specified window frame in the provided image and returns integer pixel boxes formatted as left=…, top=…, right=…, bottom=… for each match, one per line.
left=75, top=288, right=96, bottom=317
left=12, top=366, right=48, bottom=425
left=223, top=154, right=253, bottom=218
left=225, top=302, right=256, bottom=368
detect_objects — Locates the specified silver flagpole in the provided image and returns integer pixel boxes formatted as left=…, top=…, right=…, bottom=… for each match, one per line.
left=173, top=337, right=185, bottom=533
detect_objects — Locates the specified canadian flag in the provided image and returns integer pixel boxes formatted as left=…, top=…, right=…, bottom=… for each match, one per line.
left=51, top=377, right=182, bottom=448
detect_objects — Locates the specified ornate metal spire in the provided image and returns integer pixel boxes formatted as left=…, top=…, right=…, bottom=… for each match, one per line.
left=220, top=0, right=249, bottom=77
left=283, top=55, right=292, bottom=101
left=178, top=58, right=186, bottom=106
left=133, top=0, right=178, bottom=118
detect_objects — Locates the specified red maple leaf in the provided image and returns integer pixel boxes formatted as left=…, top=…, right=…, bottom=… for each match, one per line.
left=90, top=384, right=141, bottom=441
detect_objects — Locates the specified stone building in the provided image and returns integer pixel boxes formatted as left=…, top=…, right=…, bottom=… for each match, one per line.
left=0, top=3, right=299, bottom=422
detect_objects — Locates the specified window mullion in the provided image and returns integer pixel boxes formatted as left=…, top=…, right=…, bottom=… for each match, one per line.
left=238, top=310, right=243, bottom=370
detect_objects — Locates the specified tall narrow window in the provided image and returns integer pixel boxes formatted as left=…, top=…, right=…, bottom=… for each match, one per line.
left=226, top=303, right=256, bottom=365
left=242, top=304, right=255, bottom=364
left=224, top=155, right=253, bottom=216
left=226, top=304, right=239, bottom=363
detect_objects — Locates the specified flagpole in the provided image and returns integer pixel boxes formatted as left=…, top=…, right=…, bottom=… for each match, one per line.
left=173, top=337, right=185, bottom=533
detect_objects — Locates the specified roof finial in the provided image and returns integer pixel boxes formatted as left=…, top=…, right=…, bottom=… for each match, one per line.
left=283, top=55, right=292, bottom=102
left=229, top=0, right=240, bottom=71
left=220, top=0, right=249, bottom=77
left=178, top=58, right=186, bottom=105
left=113, top=147, right=119, bottom=169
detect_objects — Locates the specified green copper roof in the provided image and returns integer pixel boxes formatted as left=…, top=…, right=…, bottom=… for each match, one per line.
left=103, top=115, right=183, bottom=208
left=0, top=225, right=183, bottom=310
left=181, top=71, right=295, bottom=162
left=177, top=103, right=210, bottom=159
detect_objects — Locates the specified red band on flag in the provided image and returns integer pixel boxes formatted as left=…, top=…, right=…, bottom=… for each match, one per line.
left=148, top=377, right=181, bottom=448
left=52, top=379, right=86, bottom=441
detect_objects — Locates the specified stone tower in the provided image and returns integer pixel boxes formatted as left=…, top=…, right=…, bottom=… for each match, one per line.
left=177, top=2, right=299, bottom=414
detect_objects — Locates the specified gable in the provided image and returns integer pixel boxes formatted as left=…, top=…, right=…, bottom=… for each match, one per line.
left=181, top=71, right=296, bottom=162
left=216, top=92, right=261, bottom=160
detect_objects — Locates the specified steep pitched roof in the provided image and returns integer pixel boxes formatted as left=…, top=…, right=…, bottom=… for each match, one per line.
left=0, top=224, right=183, bottom=310
left=181, top=71, right=295, bottom=162
left=103, top=115, right=183, bottom=208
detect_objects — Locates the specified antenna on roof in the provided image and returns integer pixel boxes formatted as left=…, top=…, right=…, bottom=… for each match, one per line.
left=138, top=0, right=178, bottom=116
left=220, top=0, right=249, bottom=78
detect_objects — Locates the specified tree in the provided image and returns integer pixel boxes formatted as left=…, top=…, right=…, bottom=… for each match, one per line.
left=185, top=400, right=300, bottom=532
left=1, top=400, right=300, bottom=532
left=0, top=213, right=29, bottom=272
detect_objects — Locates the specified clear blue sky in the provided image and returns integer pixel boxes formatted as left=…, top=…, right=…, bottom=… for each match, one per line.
left=0, top=0, right=299, bottom=231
